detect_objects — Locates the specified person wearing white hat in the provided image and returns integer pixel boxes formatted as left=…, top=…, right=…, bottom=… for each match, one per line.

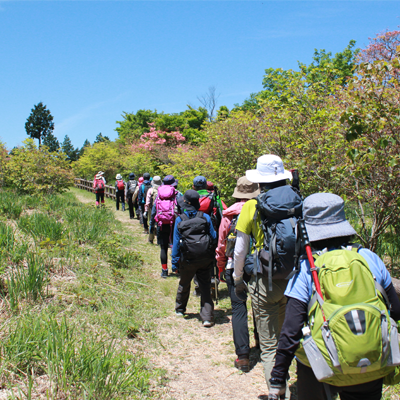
left=233, top=154, right=293, bottom=398
left=115, top=174, right=126, bottom=211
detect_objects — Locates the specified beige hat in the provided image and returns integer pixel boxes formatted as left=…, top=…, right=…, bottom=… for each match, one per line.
left=232, top=176, right=260, bottom=199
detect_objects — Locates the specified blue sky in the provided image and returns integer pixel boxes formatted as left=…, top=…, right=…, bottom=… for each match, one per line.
left=1, top=1, right=399, bottom=150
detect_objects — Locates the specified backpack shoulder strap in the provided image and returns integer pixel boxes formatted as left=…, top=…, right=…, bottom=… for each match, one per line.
left=196, top=211, right=204, bottom=218
left=180, top=213, right=189, bottom=221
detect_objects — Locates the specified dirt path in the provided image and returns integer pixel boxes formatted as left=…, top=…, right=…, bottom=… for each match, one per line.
left=74, top=191, right=269, bottom=399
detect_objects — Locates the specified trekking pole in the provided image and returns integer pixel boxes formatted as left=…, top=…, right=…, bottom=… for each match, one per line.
left=297, top=218, right=326, bottom=322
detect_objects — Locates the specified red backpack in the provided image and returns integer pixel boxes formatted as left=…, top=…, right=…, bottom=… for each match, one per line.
left=94, top=179, right=105, bottom=191
left=117, top=180, right=124, bottom=190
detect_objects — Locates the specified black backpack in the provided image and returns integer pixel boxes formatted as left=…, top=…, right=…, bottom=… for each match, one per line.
left=178, top=211, right=216, bottom=263
left=254, top=185, right=303, bottom=291
left=127, top=180, right=137, bottom=195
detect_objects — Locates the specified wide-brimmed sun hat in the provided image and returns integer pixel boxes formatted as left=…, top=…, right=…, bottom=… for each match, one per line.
left=246, top=155, right=292, bottom=184
left=304, top=193, right=357, bottom=242
left=152, top=176, right=162, bottom=188
left=182, top=189, right=200, bottom=211
left=232, top=176, right=260, bottom=199
left=116, top=174, right=122, bottom=180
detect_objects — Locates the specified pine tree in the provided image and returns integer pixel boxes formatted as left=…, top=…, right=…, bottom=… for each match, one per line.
left=25, top=102, right=55, bottom=146
left=61, top=135, right=79, bottom=162
left=42, top=132, right=60, bottom=152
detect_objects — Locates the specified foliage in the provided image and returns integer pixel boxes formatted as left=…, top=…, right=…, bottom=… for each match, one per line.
left=42, top=132, right=60, bottom=152
left=357, top=29, right=400, bottom=63
left=25, top=102, right=55, bottom=146
left=94, top=132, right=110, bottom=143
left=18, top=213, right=65, bottom=242
left=116, top=106, right=208, bottom=145
left=4, top=139, right=73, bottom=195
left=62, top=135, right=80, bottom=162
left=339, top=51, right=400, bottom=251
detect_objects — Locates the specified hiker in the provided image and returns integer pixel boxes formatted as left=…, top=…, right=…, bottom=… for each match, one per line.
left=172, top=190, right=217, bottom=327
left=138, top=173, right=152, bottom=234
left=125, top=173, right=137, bottom=219
left=193, top=176, right=226, bottom=297
left=133, top=176, right=144, bottom=221
left=216, top=176, right=260, bottom=372
left=98, top=171, right=106, bottom=185
left=115, top=174, right=126, bottom=211
left=93, top=173, right=105, bottom=207
left=268, top=192, right=400, bottom=400
left=150, top=175, right=178, bottom=277
left=233, top=155, right=300, bottom=397
left=145, top=176, right=162, bottom=244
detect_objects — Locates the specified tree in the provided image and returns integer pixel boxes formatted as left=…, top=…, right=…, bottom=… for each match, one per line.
left=25, top=102, right=55, bottom=146
left=298, top=40, right=359, bottom=87
left=4, top=139, right=72, bottom=195
left=357, top=29, right=400, bottom=63
left=197, top=86, right=220, bottom=121
left=42, top=132, right=60, bottom=152
left=94, top=133, right=110, bottom=144
left=61, top=135, right=79, bottom=162
left=78, top=139, right=91, bottom=158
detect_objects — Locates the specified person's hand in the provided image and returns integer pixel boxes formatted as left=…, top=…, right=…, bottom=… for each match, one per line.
left=234, top=277, right=248, bottom=302
left=143, top=211, right=148, bottom=219
left=268, top=379, right=286, bottom=400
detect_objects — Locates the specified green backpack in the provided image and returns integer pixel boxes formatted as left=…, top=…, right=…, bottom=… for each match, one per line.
left=295, top=246, right=400, bottom=387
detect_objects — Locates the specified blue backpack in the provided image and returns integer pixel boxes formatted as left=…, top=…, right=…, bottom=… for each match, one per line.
left=254, top=185, right=303, bottom=291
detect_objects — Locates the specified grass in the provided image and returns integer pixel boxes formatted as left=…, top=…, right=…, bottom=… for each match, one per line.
left=0, top=188, right=166, bottom=399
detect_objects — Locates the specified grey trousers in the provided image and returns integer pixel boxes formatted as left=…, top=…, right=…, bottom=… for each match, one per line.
left=248, top=274, right=289, bottom=397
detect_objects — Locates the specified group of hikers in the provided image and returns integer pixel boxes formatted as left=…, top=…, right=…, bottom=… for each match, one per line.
left=92, top=155, right=400, bottom=400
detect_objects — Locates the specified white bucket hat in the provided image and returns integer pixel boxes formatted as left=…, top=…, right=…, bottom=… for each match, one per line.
left=116, top=174, right=122, bottom=180
left=246, top=155, right=292, bottom=183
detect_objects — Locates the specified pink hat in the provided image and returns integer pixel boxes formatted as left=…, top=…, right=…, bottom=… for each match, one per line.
left=138, top=177, right=144, bottom=184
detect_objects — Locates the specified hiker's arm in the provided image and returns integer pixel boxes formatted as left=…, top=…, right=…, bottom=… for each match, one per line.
left=145, top=189, right=152, bottom=212
left=271, top=296, right=308, bottom=381
left=171, top=218, right=181, bottom=268
left=132, top=186, right=139, bottom=202
left=205, top=213, right=217, bottom=241
left=216, top=217, right=230, bottom=273
left=233, top=231, right=250, bottom=279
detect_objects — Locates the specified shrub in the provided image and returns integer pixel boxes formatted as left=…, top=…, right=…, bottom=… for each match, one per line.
left=4, top=139, right=73, bottom=195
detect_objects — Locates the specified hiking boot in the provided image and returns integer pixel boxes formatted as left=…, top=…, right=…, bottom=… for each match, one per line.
left=203, top=320, right=214, bottom=328
left=143, top=229, right=149, bottom=234
left=175, top=311, right=184, bottom=316
left=161, top=269, right=168, bottom=278
left=234, top=358, right=250, bottom=372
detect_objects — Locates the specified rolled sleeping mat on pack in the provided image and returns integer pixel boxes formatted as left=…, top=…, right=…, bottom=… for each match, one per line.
left=392, top=277, right=400, bottom=301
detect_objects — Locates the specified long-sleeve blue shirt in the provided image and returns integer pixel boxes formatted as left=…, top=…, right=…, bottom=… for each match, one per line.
left=138, top=180, right=151, bottom=204
left=171, top=210, right=217, bottom=268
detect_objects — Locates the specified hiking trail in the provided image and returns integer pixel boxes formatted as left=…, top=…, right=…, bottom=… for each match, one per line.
left=73, top=190, right=289, bottom=400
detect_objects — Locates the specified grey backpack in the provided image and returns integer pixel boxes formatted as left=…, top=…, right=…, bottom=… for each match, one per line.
left=254, top=185, right=303, bottom=290
left=127, top=180, right=137, bottom=195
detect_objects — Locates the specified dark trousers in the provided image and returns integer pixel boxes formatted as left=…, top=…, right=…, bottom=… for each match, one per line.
left=116, top=190, right=125, bottom=210
left=297, top=362, right=383, bottom=400
left=127, top=197, right=135, bottom=219
left=175, top=260, right=214, bottom=322
left=134, top=198, right=140, bottom=219
left=139, top=204, right=148, bottom=230
left=157, top=225, right=171, bottom=265
left=95, top=191, right=104, bottom=203
left=225, top=268, right=257, bottom=357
